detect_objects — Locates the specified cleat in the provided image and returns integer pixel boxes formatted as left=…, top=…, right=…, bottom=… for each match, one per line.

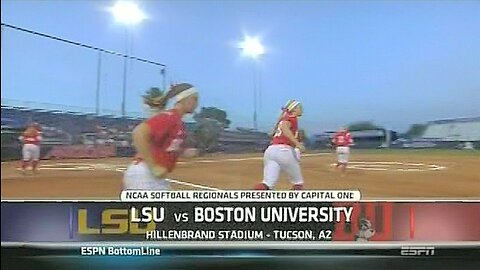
left=253, top=183, right=270, bottom=190
left=292, top=184, right=304, bottom=190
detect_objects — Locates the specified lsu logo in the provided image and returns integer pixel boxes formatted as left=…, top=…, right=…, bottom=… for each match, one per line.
left=77, top=208, right=156, bottom=234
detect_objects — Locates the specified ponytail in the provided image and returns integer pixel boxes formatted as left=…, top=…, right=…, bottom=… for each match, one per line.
left=144, top=83, right=194, bottom=110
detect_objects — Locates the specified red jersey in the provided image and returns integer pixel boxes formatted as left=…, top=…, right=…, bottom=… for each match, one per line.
left=332, top=131, right=353, bottom=147
left=271, top=112, right=299, bottom=147
left=20, top=129, right=42, bottom=145
left=144, top=109, right=186, bottom=172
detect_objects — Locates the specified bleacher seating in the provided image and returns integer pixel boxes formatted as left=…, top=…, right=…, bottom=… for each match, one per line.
left=1, top=105, right=142, bottom=142
left=422, top=117, right=480, bottom=141
left=1, top=101, right=272, bottom=153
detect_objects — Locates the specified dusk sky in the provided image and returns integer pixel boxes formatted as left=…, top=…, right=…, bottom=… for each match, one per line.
left=1, top=0, right=479, bottom=134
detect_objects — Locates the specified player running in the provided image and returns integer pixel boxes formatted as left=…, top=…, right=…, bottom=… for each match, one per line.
left=254, top=100, right=305, bottom=190
left=123, top=83, right=200, bottom=190
left=332, top=127, right=354, bottom=175
left=19, top=122, right=42, bottom=175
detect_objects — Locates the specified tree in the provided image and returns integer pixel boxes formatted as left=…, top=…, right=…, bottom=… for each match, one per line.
left=193, top=118, right=223, bottom=153
left=193, top=107, right=231, bottom=128
left=347, top=121, right=382, bottom=131
left=405, top=124, right=427, bottom=138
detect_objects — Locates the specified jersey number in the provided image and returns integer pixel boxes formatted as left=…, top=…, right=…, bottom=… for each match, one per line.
left=274, top=123, right=298, bottom=138
left=273, top=121, right=286, bottom=138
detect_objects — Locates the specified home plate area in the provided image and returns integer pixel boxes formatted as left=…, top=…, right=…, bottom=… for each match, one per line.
left=330, top=161, right=446, bottom=172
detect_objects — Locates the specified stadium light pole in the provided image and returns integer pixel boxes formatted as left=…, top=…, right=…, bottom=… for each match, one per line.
left=239, top=36, right=265, bottom=130
left=95, top=51, right=102, bottom=115
left=109, top=1, right=146, bottom=117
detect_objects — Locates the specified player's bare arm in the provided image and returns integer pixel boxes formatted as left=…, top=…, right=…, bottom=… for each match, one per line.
left=132, top=123, right=168, bottom=178
left=280, top=121, right=305, bottom=152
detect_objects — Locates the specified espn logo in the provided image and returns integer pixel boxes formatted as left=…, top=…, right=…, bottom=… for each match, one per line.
left=400, top=246, right=435, bottom=256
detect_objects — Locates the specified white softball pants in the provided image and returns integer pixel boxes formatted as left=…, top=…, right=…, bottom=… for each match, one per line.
left=123, top=161, right=170, bottom=190
left=262, top=144, right=304, bottom=189
left=22, top=144, right=40, bottom=161
left=336, top=146, right=350, bottom=164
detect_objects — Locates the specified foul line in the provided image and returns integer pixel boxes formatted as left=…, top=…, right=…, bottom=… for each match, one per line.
left=6, top=153, right=331, bottom=191
left=177, top=152, right=329, bottom=165
left=165, top=178, right=222, bottom=191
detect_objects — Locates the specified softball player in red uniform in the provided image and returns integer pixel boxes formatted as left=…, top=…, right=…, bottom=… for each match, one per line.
left=123, top=83, right=199, bottom=190
left=19, top=123, right=42, bottom=174
left=332, top=127, right=354, bottom=175
left=254, top=100, right=305, bottom=190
